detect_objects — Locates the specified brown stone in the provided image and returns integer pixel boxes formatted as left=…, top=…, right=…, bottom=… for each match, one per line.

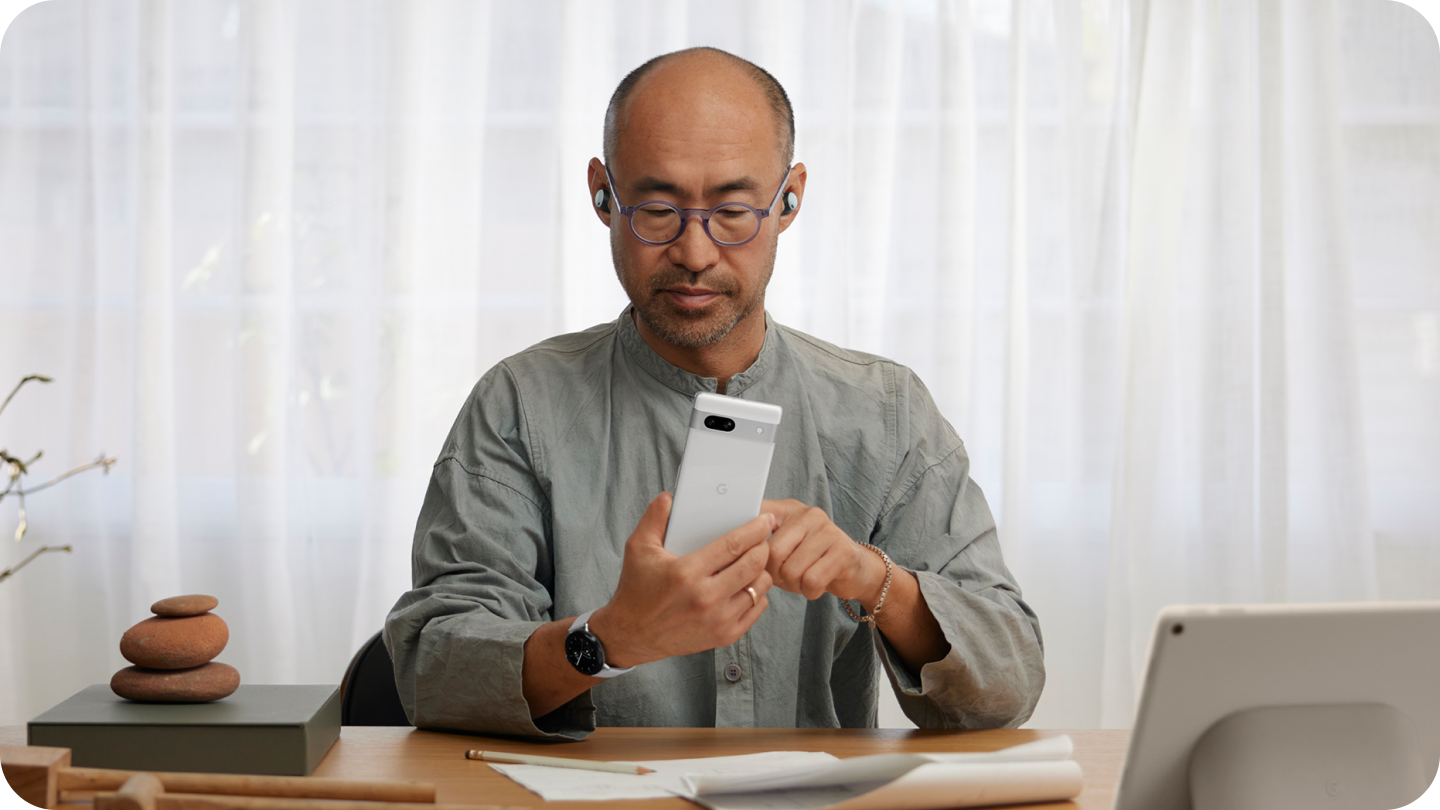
left=151, top=594, right=219, bottom=617
left=110, top=662, right=240, bottom=702
left=120, top=613, right=228, bottom=669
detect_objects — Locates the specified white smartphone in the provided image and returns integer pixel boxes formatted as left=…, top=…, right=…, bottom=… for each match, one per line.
left=664, top=392, right=783, bottom=557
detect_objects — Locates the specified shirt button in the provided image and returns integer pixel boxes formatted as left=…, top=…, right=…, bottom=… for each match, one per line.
left=724, top=663, right=743, bottom=683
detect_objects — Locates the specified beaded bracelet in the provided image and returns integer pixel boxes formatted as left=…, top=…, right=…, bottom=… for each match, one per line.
left=842, top=543, right=893, bottom=625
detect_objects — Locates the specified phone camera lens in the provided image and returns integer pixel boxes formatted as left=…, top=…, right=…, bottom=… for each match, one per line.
left=704, top=415, right=736, bottom=432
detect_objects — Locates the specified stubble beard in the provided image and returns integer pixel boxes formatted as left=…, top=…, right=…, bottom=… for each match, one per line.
left=612, top=235, right=776, bottom=349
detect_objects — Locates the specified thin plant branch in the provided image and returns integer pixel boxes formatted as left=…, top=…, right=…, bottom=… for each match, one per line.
left=1, top=455, right=115, bottom=541
left=0, top=375, right=51, bottom=418
left=0, top=375, right=117, bottom=566
left=14, top=454, right=117, bottom=498
left=0, top=544, right=71, bottom=584
left=1, top=459, right=16, bottom=499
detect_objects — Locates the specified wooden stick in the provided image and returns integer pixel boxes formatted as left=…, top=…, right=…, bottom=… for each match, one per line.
left=0, top=743, right=70, bottom=807
left=2, top=744, right=435, bottom=808
left=92, top=792, right=518, bottom=810
left=111, top=774, right=163, bottom=810
left=58, top=767, right=435, bottom=804
left=465, top=749, right=655, bottom=775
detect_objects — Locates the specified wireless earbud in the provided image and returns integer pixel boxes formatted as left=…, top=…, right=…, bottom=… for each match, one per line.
left=594, top=188, right=610, bottom=213
left=782, top=191, right=799, bottom=215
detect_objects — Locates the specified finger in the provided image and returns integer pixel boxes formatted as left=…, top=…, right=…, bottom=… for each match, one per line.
left=723, top=570, right=773, bottom=619
left=733, top=590, right=770, bottom=636
left=726, top=582, right=759, bottom=617
left=771, top=511, right=832, bottom=590
left=710, top=537, right=770, bottom=597
left=690, top=512, right=776, bottom=574
left=752, top=569, right=773, bottom=598
left=723, top=585, right=770, bottom=637
left=765, top=504, right=828, bottom=570
left=762, top=521, right=803, bottom=586
left=632, top=492, right=675, bottom=552
left=777, top=537, right=831, bottom=595
left=799, top=544, right=851, bottom=600
left=760, top=498, right=806, bottom=521
left=759, top=500, right=805, bottom=548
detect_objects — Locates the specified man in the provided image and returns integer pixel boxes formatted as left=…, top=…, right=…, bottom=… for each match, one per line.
left=385, top=47, right=1043, bottom=739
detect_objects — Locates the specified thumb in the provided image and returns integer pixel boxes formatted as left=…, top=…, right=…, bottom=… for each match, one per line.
left=628, top=492, right=673, bottom=550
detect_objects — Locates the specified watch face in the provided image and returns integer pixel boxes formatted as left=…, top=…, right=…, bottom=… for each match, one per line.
left=565, top=629, right=604, bottom=676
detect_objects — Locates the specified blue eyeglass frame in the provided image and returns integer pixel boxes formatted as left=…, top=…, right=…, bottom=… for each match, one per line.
left=602, top=164, right=795, bottom=247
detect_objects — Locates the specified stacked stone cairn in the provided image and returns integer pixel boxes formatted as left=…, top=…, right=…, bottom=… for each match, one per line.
left=111, top=594, right=240, bottom=703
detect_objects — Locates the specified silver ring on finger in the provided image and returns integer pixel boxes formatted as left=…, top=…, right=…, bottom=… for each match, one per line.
left=745, top=586, right=758, bottom=607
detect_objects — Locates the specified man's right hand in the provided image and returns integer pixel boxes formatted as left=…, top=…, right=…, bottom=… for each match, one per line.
left=587, top=492, right=775, bottom=667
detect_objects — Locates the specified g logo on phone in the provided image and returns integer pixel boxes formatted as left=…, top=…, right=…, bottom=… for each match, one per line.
left=716, top=484, right=728, bottom=495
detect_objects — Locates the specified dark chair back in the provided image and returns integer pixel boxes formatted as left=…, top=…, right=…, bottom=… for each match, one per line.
left=340, top=631, right=412, bottom=726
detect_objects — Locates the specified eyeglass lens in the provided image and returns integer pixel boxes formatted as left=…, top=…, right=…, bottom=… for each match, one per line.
left=633, top=203, right=760, bottom=245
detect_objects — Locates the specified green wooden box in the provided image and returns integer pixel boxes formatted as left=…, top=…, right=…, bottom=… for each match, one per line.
left=28, top=684, right=341, bottom=776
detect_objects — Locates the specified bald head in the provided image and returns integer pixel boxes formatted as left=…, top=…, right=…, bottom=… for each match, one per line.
left=603, top=48, right=795, bottom=174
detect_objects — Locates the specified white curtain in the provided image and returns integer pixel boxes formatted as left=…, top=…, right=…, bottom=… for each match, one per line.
left=1, top=0, right=1437, bottom=730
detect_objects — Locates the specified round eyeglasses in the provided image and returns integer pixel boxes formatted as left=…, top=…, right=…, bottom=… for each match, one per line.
left=603, top=165, right=794, bottom=247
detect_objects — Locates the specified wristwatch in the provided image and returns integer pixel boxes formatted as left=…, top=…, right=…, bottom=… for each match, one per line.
left=565, top=609, right=635, bottom=678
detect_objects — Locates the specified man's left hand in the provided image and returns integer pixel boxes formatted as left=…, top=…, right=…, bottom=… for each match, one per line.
left=760, top=499, right=885, bottom=603
left=763, top=499, right=951, bottom=671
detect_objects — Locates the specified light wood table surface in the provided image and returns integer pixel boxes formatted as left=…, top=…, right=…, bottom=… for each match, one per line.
left=2, top=725, right=1129, bottom=809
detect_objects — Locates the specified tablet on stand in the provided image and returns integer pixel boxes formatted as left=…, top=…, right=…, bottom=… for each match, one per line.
left=1113, top=601, right=1440, bottom=810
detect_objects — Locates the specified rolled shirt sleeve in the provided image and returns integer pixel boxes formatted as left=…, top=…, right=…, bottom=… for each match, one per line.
left=383, top=367, right=596, bottom=739
left=865, top=370, right=1045, bottom=729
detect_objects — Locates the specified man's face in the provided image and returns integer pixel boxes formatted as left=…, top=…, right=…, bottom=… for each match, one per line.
left=600, top=61, right=794, bottom=350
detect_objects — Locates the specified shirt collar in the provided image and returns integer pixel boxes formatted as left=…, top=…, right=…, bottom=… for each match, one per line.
left=616, top=307, right=777, bottom=397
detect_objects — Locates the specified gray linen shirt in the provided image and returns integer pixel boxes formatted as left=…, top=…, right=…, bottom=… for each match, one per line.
left=384, top=310, right=1044, bottom=739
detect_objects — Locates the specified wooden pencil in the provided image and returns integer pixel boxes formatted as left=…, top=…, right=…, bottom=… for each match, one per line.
left=465, top=750, right=655, bottom=775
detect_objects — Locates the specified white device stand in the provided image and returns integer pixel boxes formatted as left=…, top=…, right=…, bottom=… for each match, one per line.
left=1188, top=703, right=1429, bottom=810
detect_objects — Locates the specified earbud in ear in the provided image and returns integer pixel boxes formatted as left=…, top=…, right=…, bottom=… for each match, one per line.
left=594, top=188, right=610, bottom=213
left=783, top=191, right=799, bottom=215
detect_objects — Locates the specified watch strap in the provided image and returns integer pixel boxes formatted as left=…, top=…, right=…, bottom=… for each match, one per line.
left=568, top=609, right=634, bottom=678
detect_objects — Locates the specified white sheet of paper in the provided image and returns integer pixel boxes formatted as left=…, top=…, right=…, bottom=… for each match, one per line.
left=489, top=736, right=1082, bottom=808
left=686, top=760, right=1085, bottom=810
left=680, top=736, right=1084, bottom=810
left=489, top=750, right=838, bottom=802
left=682, top=735, right=1075, bottom=796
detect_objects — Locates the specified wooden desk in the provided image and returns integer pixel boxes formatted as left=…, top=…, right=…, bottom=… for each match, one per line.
left=2, top=725, right=1129, bottom=809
